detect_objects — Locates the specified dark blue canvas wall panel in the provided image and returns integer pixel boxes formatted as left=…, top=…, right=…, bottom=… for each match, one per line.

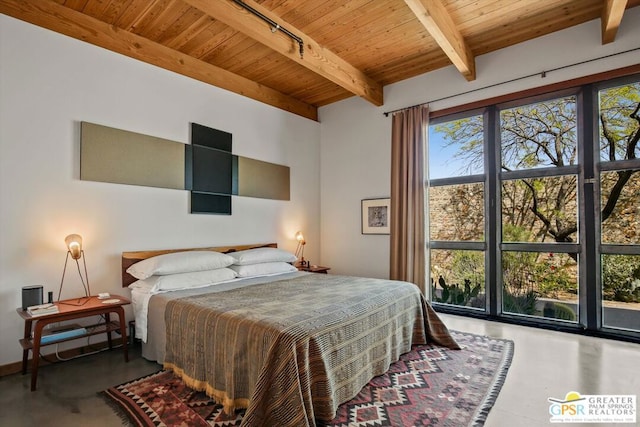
left=188, top=123, right=234, bottom=214
left=190, top=145, right=233, bottom=195
left=190, top=122, right=232, bottom=151
left=190, top=192, right=232, bottom=215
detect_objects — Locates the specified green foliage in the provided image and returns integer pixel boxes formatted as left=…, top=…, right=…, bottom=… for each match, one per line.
left=503, top=289, right=538, bottom=315
left=432, top=276, right=481, bottom=307
left=543, top=302, right=576, bottom=321
left=450, top=250, right=485, bottom=288
left=602, top=255, right=640, bottom=303
left=501, top=224, right=577, bottom=299
left=536, top=253, right=577, bottom=298
left=599, top=83, right=640, bottom=161
left=501, top=225, right=538, bottom=295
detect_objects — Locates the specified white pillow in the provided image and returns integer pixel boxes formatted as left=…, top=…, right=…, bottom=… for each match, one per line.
left=230, top=262, right=297, bottom=278
left=132, top=268, right=238, bottom=293
left=229, top=248, right=297, bottom=265
left=126, top=251, right=235, bottom=280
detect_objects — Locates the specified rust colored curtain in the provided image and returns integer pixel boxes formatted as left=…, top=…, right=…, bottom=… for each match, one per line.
left=390, top=106, right=429, bottom=293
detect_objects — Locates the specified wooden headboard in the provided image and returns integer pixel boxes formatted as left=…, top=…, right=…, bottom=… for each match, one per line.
left=121, top=242, right=278, bottom=287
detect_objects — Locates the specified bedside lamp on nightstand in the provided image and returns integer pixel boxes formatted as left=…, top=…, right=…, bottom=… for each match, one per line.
left=295, top=231, right=308, bottom=268
left=57, top=234, right=92, bottom=305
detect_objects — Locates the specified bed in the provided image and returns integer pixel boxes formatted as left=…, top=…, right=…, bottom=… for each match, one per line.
left=122, top=243, right=459, bottom=427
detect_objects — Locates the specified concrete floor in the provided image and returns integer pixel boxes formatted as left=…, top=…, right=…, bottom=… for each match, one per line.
left=0, top=343, right=159, bottom=427
left=0, top=314, right=638, bottom=426
left=440, top=314, right=639, bottom=427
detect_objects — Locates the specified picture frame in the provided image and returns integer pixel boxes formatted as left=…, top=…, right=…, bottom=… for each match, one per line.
left=361, top=198, right=391, bottom=235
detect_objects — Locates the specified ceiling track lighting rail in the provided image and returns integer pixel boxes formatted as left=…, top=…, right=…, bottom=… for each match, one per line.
left=231, top=0, right=304, bottom=58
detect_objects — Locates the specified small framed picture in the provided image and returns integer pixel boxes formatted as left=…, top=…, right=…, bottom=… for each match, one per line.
left=361, top=198, right=391, bottom=235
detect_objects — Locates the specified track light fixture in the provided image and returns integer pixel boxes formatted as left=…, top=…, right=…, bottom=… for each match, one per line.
left=231, top=0, right=304, bottom=58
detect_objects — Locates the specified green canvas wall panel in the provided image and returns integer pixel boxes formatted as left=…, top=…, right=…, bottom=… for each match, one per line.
left=80, top=122, right=185, bottom=190
left=238, top=156, right=290, bottom=200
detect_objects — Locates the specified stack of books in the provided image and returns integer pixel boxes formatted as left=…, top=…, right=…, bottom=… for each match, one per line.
left=27, top=303, right=59, bottom=317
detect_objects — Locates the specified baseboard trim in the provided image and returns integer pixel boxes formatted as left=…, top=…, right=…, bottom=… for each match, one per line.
left=0, top=337, right=127, bottom=377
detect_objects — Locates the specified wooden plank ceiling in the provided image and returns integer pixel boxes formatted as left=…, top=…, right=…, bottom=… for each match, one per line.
left=1, top=0, right=638, bottom=121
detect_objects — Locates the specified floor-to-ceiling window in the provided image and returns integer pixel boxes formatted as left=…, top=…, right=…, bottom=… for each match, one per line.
left=428, top=111, right=486, bottom=310
left=498, top=94, right=580, bottom=322
left=427, top=72, right=640, bottom=341
left=596, top=78, right=640, bottom=333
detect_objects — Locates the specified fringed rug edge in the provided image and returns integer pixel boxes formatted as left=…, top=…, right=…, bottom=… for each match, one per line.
left=469, top=336, right=515, bottom=426
left=99, top=370, right=164, bottom=427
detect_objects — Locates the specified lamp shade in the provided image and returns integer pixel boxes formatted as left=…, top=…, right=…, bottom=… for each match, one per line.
left=65, top=234, right=83, bottom=260
left=294, top=230, right=307, bottom=262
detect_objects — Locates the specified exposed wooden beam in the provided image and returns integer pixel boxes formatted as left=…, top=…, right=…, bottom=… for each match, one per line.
left=183, top=0, right=383, bottom=106
left=404, top=0, right=476, bottom=81
left=601, top=0, right=628, bottom=44
left=0, top=0, right=318, bottom=121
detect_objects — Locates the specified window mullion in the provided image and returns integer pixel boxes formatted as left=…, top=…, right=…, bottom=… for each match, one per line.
left=578, top=85, right=600, bottom=331
left=486, top=106, right=500, bottom=316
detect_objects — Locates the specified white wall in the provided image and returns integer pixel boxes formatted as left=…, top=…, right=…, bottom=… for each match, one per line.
left=0, top=16, right=320, bottom=366
left=319, top=7, right=640, bottom=278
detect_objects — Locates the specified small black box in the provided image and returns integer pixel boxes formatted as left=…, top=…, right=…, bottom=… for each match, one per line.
left=22, top=285, right=43, bottom=310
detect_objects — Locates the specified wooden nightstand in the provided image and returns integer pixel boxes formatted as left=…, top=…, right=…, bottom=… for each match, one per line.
left=17, top=295, right=130, bottom=391
left=297, top=265, right=331, bottom=274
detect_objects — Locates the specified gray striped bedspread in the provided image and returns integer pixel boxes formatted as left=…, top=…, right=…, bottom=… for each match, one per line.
left=163, top=273, right=459, bottom=427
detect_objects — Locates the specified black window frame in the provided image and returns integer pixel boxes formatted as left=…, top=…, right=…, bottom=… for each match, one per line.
left=427, top=70, right=640, bottom=343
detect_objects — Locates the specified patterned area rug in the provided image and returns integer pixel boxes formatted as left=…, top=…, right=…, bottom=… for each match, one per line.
left=102, top=331, right=513, bottom=427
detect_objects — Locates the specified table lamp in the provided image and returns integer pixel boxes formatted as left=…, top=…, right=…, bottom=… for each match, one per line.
left=57, top=234, right=92, bottom=305
left=295, top=231, right=308, bottom=267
